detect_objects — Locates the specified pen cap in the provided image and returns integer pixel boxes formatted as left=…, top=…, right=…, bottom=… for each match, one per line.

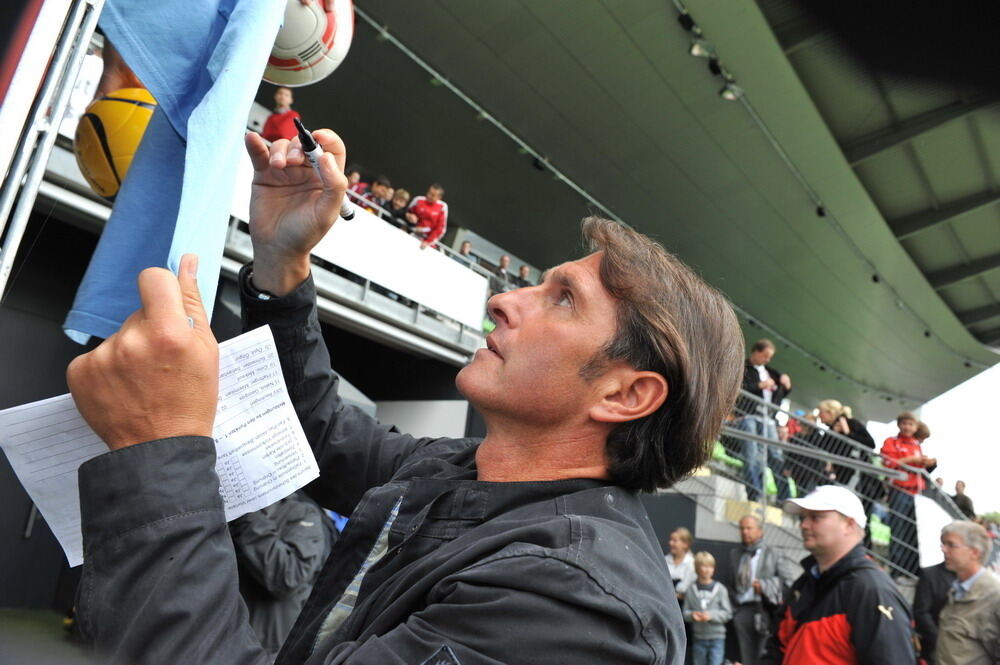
left=293, top=117, right=319, bottom=152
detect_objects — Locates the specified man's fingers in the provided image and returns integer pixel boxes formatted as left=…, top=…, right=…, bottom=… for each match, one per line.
left=177, top=254, right=212, bottom=334
left=316, top=151, right=348, bottom=199
left=312, top=129, right=347, bottom=174
left=245, top=132, right=271, bottom=172
left=136, top=267, right=186, bottom=326
left=269, top=138, right=291, bottom=169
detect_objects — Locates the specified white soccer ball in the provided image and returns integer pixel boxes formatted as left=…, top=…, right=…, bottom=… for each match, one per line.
left=263, top=0, right=354, bottom=87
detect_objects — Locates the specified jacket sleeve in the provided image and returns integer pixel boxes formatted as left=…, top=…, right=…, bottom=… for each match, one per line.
left=912, top=570, right=939, bottom=657
left=759, top=548, right=787, bottom=608
left=321, top=551, right=683, bottom=665
left=681, top=593, right=696, bottom=623
left=78, top=437, right=268, bottom=665
left=426, top=202, right=448, bottom=244
left=848, top=573, right=917, bottom=665
left=240, top=265, right=443, bottom=515
left=709, top=588, right=732, bottom=624
left=229, top=494, right=328, bottom=598
left=742, top=363, right=760, bottom=395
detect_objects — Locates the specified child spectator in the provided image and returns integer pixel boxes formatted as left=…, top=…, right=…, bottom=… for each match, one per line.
left=406, top=183, right=448, bottom=249
left=387, top=188, right=411, bottom=229
left=683, top=552, right=732, bottom=665
left=882, top=411, right=936, bottom=577
left=261, top=87, right=301, bottom=142
left=361, top=175, right=392, bottom=216
left=346, top=167, right=368, bottom=199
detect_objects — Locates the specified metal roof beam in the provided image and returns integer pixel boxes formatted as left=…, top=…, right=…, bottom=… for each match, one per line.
left=889, top=189, right=1000, bottom=239
left=773, top=16, right=827, bottom=56
left=927, top=252, right=1000, bottom=289
left=976, top=327, right=1000, bottom=346
left=841, top=95, right=1000, bottom=166
left=957, top=302, right=1000, bottom=326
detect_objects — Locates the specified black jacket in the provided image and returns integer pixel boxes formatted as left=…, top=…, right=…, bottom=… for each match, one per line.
left=741, top=360, right=790, bottom=406
left=230, top=491, right=333, bottom=657
left=762, top=544, right=916, bottom=665
left=913, top=562, right=956, bottom=664
left=76, top=266, right=685, bottom=665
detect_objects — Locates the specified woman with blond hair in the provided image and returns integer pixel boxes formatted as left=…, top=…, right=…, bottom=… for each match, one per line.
left=816, top=400, right=881, bottom=537
left=666, top=527, right=697, bottom=599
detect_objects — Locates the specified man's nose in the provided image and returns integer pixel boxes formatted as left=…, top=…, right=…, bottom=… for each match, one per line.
left=487, top=288, right=526, bottom=329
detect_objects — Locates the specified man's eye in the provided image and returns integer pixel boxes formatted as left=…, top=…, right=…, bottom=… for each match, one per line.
left=555, top=292, right=572, bottom=308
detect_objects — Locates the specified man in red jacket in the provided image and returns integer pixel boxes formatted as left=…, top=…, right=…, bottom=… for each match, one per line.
left=406, top=183, right=448, bottom=249
left=763, top=485, right=916, bottom=665
left=881, top=411, right=936, bottom=577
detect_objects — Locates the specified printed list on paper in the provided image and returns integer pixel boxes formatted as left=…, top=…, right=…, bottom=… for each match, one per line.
left=0, top=325, right=319, bottom=567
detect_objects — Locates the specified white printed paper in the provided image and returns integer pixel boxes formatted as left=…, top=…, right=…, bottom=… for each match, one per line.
left=0, top=325, right=319, bottom=567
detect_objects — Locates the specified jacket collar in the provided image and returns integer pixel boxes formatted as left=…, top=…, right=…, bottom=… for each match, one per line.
left=800, top=543, right=872, bottom=584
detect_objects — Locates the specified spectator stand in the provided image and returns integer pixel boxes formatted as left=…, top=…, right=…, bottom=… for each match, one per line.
left=663, top=390, right=968, bottom=590
left=450, top=228, right=540, bottom=289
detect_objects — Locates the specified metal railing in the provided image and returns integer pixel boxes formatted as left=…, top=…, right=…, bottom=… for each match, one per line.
left=344, top=189, right=522, bottom=290
left=676, top=389, right=968, bottom=582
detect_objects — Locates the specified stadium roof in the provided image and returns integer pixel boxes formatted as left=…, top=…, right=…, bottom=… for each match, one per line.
left=270, top=0, right=1000, bottom=421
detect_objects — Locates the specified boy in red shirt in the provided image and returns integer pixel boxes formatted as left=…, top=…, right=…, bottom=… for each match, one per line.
left=881, top=411, right=936, bottom=577
left=260, top=87, right=301, bottom=142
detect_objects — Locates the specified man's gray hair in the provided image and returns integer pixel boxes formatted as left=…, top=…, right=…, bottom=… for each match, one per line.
left=942, top=521, right=993, bottom=564
left=739, top=514, right=763, bottom=528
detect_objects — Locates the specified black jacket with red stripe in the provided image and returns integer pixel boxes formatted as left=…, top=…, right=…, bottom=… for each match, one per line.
left=763, top=544, right=917, bottom=665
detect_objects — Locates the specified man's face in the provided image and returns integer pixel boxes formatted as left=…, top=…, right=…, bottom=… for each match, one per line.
left=460, top=241, right=472, bottom=255
left=519, top=265, right=530, bottom=279
left=899, top=418, right=918, bottom=437
left=799, top=509, right=854, bottom=556
left=426, top=187, right=443, bottom=203
left=499, top=255, right=510, bottom=269
left=941, top=532, right=979, bottom=576
left=749, top=347, right=774, bottom=366
left=739, top=517, right=762, bottom=545
left=956, top=481, right=966, bottom=494
left=456, top=252, right=620, bottom=428
left=372, top=182, right=389, bottom=199
left=274, top=87, right=293, bottom=108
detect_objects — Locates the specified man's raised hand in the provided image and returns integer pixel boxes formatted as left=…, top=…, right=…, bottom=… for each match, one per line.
left=66, top=254, right=219, bottom=451
left=244, top=129, right=348, bottom=296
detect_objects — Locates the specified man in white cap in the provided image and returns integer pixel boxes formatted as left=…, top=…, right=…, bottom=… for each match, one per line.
left=761, top=485, right=916, bottom=664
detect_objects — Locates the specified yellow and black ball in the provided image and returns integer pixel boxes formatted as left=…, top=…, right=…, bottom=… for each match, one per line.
left=73, top=87, right=156, bottom=200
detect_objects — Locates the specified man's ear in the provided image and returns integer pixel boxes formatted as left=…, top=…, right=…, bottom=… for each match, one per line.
left=589, top=369, right=668, bottom=424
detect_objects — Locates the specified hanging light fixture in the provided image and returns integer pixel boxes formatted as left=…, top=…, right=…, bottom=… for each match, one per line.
left=719, top=81, right=744, bottom=101
left=689, top=38, right=712, bottom=58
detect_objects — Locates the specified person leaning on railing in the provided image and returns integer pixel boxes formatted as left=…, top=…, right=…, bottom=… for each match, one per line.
left=881, top=411, right=937, bottom=578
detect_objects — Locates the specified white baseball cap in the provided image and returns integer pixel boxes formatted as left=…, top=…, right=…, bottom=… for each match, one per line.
left=783, top=485, right=867, bottom=529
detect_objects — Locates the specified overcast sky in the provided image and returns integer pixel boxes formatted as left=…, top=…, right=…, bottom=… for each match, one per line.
left=867, top=361, right=1000, bottom=516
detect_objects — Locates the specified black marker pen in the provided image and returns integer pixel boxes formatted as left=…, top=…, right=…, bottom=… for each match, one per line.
left=293, top=117, right=354, bottom=220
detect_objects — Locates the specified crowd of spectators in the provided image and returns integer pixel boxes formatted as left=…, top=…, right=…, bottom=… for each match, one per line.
left=341, top=167, right=537, bottom=298
left=705, top=336, right=1000, bottom=664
